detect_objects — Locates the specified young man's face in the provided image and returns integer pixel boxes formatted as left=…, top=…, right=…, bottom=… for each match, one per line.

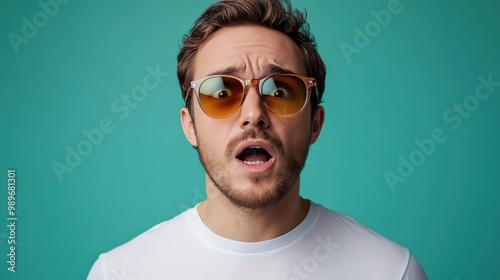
left=181, top=25, right=324, bottom=209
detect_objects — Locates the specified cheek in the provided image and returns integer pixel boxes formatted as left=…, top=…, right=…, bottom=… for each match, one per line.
left=278, top=119, right=312, bottom=150
left=195, top=120, right=232, bottom=151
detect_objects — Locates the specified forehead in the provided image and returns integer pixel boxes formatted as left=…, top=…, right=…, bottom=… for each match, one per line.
left=192, top=25, right=307, bottom=80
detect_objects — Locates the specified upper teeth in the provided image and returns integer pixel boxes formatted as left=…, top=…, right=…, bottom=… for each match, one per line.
left=243, top=160, right=266, bottom=165
left=249, top=146, right=261, bottom=149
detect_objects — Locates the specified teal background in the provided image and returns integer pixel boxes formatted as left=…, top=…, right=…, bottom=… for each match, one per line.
left=1, top=0, right=499, bottom=279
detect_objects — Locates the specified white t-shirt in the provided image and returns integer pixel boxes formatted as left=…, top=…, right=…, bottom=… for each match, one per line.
left=87, top=202, right=427, bottom=280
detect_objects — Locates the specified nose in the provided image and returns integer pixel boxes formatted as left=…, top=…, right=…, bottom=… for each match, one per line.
left=238, top=84, right=270, bottom=129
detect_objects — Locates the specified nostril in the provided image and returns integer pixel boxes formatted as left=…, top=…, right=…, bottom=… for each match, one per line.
left=242, top=119, right=267, bottom=127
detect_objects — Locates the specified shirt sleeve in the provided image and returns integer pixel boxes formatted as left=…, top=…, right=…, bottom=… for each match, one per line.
left=401, top=253, right=428, bottom=280
left=86, top=254, right=107, bottom=280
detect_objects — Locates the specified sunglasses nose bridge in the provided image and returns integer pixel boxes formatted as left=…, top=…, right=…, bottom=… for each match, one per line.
left=241, top=78, right=264, bottom=100
left=243, top=79, right=261, bottom=92
left=240, top=78, right=267, bottom=110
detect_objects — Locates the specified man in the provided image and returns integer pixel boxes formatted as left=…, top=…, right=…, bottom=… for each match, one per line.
left=88, top=0, right=428, bottom=279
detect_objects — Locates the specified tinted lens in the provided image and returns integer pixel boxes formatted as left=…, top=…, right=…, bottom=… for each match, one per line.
left=198, top=76, right=244, bottom=118
left=261, top=75, right=307, bottom=115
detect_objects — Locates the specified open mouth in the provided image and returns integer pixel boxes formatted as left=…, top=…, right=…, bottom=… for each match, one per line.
left=236, top=146, right=272, bottom=165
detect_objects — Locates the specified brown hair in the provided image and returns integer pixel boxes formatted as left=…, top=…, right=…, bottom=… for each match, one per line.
left=177, top=0, right=326, bottom=115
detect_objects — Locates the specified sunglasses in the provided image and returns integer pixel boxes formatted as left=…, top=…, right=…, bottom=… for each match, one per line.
left=187, top=74, right=318, bottom=118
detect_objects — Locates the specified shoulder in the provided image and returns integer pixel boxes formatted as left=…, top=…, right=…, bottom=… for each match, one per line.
left=310, top=203, right=425, bottom=279
left=87, top=207, right=204, bottom=279
left=314, top=203, right=405, bottom=252
left=108, top=209, right=192, bottom=257
left=90, top=208, right=193, bottom=267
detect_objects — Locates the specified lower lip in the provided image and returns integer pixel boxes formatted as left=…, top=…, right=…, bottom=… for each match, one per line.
left=235, top=157, right=275, bottom=173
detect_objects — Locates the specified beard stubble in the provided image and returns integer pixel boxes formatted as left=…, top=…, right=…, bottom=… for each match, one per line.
left=197, top=128, right=310, bottom=209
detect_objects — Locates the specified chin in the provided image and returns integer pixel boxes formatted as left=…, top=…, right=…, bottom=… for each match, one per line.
left=220, top=181, right=292, bottom=210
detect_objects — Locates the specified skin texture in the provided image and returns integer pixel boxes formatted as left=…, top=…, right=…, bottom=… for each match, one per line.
left=180, top=25, right=325, bottom=242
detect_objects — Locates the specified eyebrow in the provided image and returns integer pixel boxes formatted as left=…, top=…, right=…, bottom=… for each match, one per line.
left=207, top=64, right=296, bottom=78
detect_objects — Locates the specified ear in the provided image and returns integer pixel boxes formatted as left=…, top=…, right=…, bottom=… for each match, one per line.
left=310, top=105, right=325, bottom=145
left=180, top=107, right=198, bottom=147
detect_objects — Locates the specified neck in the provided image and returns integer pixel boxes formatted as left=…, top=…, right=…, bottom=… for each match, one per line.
left=197, top=177, right=310, bottom=242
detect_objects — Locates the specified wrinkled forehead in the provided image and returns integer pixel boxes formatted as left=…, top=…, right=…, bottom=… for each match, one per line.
left=193, top=25, right=307, bottom=80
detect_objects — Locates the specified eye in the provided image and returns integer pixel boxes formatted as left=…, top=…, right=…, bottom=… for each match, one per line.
left=270, top=88, right=292, bottom=98
left=212, top=89, right=233, bottom=99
